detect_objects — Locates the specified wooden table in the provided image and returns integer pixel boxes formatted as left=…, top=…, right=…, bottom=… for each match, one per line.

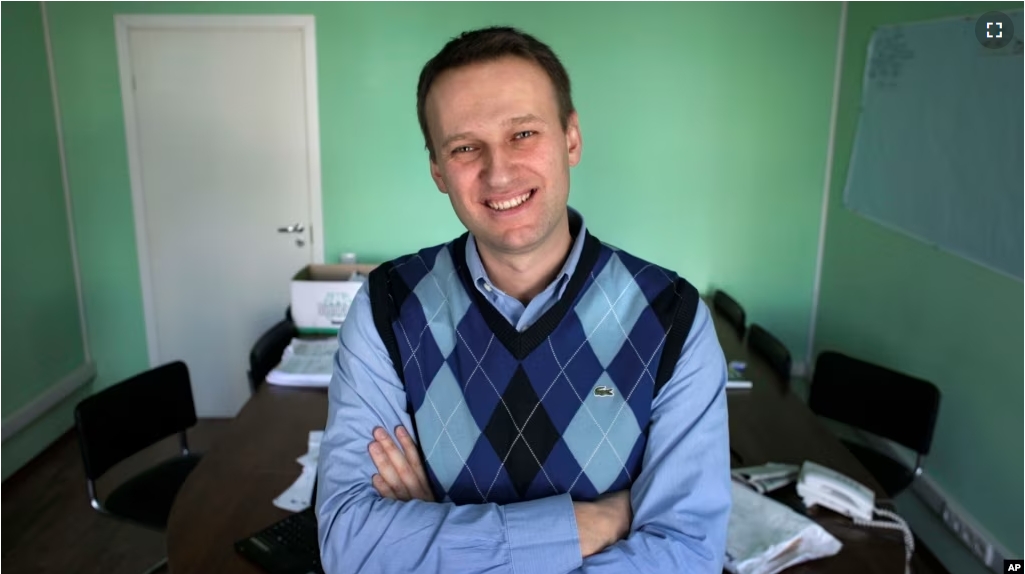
left=167, top=308, right=905, bottom=573
left=709, top=311, right=906, bottom=574
left=166, top=385, right=328, bottom=573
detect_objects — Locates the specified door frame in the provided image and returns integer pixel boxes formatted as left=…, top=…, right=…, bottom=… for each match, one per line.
left=115, top=15, right=324, bottom=367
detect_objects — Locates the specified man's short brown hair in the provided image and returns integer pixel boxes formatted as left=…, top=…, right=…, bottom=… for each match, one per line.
left=416, top=26, right=575, bottom=160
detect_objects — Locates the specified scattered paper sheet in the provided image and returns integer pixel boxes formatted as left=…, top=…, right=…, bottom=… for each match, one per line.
left=273, top=466, right=317, bottom=512
left=273, top=430, right=324, bottom=512
left=725, top=482, right=842, bottom=574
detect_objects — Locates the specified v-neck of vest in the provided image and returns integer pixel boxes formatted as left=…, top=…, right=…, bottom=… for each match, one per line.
left=451, top=230, right=603, bottom=361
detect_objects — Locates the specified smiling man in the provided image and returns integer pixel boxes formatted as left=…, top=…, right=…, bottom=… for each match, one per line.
left=316, top=27, right=731, bottom=573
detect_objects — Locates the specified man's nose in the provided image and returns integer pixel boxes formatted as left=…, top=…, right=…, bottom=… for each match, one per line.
left=481, top=146, right=514, bottom=190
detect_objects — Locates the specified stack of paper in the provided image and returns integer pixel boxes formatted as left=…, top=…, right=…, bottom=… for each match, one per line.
left=266, top=338, right=339, bottom=388
left=273, top=430, right=323, bottom=512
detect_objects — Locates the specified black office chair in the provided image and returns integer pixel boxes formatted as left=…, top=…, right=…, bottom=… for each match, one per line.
left=712, top=290, right=746, bottom=338
left=74, top=361, right=202, bottom=574
left=248, top=314, right=298, bottom=391
left=808, top=351, right=941, bottom=496
left=748, top=323, right=792, bottom=383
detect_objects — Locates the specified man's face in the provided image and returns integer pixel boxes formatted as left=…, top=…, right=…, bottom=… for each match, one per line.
left=425, top=56, right=582, bottom=256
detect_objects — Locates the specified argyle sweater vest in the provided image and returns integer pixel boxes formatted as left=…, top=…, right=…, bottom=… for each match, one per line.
left=368, top=230, right=698, bottom=505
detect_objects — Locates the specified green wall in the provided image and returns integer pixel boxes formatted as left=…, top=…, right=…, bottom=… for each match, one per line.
left=44, top=1, right=841, bottom=405
left=10, top=2, right=1019, bottom=557
left=815, top=1, right=1024, bottom=554
left=1, top=2, right=89, bottom=479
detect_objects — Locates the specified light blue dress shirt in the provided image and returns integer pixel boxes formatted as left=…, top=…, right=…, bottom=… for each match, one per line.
left=316, top=210, right=731, bottom=573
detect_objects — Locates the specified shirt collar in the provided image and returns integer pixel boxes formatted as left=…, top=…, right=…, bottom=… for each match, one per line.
left=466, top=207, right=588, bottom=299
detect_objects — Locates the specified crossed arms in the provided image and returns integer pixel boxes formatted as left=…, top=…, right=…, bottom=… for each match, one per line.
left=315, top=287, right=731, bottom=574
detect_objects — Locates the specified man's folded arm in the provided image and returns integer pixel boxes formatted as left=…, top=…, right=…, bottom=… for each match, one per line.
left=572, top=300, right=732, bottom=573
left=315, top=286, right=583, bottom=574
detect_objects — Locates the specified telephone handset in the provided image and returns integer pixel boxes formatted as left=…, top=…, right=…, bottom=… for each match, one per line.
left=797, top=461, right=876, bottom=521
left=797, top=461, right=915, bottom=574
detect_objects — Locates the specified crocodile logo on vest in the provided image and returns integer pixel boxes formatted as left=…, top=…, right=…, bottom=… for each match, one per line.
left=593, top=385, right=615, bottom=398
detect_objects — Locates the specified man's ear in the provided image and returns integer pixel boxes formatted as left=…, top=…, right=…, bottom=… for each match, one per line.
left=565, top=111, right=583, bottom=167
left=430, top=158, right=448, bottom=194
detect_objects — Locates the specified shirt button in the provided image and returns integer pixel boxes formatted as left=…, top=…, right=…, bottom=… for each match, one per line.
left=483, top=283, right=493, bottom=292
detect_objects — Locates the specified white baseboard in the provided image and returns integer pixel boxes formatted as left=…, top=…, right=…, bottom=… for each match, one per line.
left=1, top=362, right=96, bottom=442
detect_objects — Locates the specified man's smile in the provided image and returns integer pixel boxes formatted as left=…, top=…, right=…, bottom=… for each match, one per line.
left=485, top=188, right=537, bottom=212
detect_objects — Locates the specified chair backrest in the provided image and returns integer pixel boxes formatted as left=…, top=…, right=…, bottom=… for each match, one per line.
left=249, top=318, right=297, bottom=390
left=748, top=324, right=792, bottom=382
left=75, top=361, right=197, bottom=481
left=712, top=290, right=746, bottom=338
left=809, top=351, right=941, bottom=454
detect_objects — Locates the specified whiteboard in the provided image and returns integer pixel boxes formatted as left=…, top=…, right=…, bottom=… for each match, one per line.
left=843, top=12, right=1023, bottom=280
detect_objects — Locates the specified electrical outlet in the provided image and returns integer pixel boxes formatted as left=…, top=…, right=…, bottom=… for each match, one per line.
left=941, top=503, right=994, bottom=567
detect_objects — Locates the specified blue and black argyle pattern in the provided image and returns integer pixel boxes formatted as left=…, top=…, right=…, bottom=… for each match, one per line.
left=368, top=226, right=698, bottom=505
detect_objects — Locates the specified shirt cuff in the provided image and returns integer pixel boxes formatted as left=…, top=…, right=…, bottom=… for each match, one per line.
left=504, top=494, right=582, bottom=574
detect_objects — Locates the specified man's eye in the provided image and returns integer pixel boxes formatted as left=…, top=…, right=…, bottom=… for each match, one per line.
left=452, top=146, right=475, bottom=155
left=514, top=131, right=536, bottom=140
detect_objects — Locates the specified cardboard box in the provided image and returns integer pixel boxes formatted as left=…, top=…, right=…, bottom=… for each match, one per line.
left=290, top=264, right=377, bottom=333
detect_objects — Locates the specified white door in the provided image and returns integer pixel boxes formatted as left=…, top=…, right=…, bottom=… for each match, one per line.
left=117, top=17, right=323, bottom=417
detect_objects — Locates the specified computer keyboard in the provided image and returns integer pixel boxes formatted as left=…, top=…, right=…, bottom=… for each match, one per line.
left=235, top=507, right=324, bottom=574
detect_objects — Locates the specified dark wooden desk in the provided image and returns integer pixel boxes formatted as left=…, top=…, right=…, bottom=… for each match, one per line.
left=709, top=311, right=906, bottom=574
left=167, top=386, right=328, bottom=574
left=167, top=309, right=905, bottom=573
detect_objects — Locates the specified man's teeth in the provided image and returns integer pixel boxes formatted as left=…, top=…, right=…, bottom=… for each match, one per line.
left=488, top=190, right=533, bottom=211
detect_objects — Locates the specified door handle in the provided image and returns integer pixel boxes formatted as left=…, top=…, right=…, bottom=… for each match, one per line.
left=277, top=223, right=305, bottom=233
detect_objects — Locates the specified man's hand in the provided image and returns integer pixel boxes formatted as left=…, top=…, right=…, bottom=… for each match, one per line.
left=368, top=426, right=435, bottom=502
left=368, top=426, right=631, bottom=557
left=573, top=490, right=633, bottom=558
